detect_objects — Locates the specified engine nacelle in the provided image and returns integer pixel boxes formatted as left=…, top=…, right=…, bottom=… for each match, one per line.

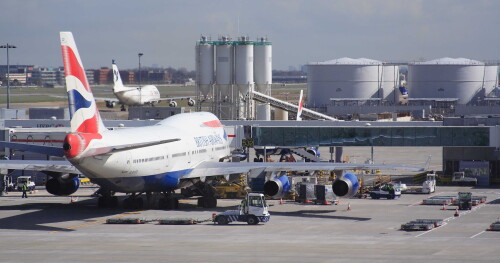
left=169, top=101, right=178, bottom=107
left=332, top=173, right=359, bottom=198
left=263, top=174, right=291, bottom=198
left=46, top=176, right=80, bottom=196
left=105, top=101, right=116, bottom=108
left=306, top=147, right=320, bottom=160
left=188, top=98, right=196, bottom=106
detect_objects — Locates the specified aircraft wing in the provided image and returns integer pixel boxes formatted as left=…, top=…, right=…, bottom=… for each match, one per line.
left=183, top=161, right=424, bottom=179
left=0, top=142, right=65, bottom=157
left=0, top=160, right=79, bottom=174
left=94, top=97, right=119, bottom=102
left=49, top=94, right=119, bottom=103
left=158, top=96, right=194, bottom=101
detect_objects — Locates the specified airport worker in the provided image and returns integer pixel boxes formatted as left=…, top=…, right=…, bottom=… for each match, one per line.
left=21, top=182, right=28, bottom=198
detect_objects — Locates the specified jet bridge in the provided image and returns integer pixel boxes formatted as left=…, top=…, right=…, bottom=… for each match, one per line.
left=251, top=91, right=337, bottom=121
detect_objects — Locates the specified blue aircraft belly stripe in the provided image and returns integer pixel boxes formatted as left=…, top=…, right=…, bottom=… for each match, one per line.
left=90, top=169, right=194, bottom=192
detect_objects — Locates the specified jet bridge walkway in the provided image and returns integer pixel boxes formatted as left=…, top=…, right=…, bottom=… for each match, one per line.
left=251, top=91, right=337, bottom=121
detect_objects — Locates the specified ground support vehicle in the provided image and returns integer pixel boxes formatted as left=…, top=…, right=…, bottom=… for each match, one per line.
left=15, top=176, right=35, bottom=191
left=452, top=172, right=477, bottom=186
left=489, top=221, right=500, bottom=231
left=457, top=192, right=472, bottom=210
left=213, top=193, right=270, bottom=225
left=401, top=173, right=436, bottom=194
left=452, top=195, right=485, bottom=206
left=422, top=195, right=455, bottom=205
left=369, top=183, right=401, bottom=199
left=401, top=219, right=443, bottom=231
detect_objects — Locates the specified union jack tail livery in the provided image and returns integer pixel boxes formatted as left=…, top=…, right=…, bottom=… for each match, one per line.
left=60, top=32, right=106, bottom=134
left=297, top=90, right=304, bottom=121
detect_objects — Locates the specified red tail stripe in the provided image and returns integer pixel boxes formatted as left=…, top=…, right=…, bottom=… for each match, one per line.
left=61, top=45, right=90, bottom=92
left=76, top=114, right=100, bottom=134
left=202, top=120, right=223, bottom=127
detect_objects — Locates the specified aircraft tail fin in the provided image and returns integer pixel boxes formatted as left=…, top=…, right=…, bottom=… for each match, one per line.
left=60, top=32, right=106, bottom=134
left=112, top=60, right=128, bottom=93
left=297, top=90, right=304, bottom=121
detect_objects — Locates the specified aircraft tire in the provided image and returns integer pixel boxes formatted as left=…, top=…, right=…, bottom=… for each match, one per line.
left=134, top=198, right=143, bottom=209
left=204, top=197, right=217, bottom=208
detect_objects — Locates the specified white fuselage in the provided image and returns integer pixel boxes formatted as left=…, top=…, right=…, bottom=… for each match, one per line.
left=69, top=112, right=230, bottom=193
left=114, top=85, right=161, bottom=106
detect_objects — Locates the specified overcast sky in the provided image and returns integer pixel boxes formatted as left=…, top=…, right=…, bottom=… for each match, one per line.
left=1, top=0, right=499, bottom=70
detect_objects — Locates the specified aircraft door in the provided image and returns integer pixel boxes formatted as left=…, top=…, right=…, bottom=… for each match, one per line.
left=125, top=152, right=132, bottom=170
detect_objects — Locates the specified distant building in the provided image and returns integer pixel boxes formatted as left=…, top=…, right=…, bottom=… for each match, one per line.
left=31, top=67, right=62, bottom=87
left=0, top=65, right=34, bottom=85
left=4, top=72, right=31, bottom=85
left=85, top=70, right=95, bottom=85
left=94, top=67, right=112, bottom=84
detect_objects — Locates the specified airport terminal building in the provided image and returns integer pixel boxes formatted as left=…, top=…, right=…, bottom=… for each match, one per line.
left=2, top=114, right=500, bottom=186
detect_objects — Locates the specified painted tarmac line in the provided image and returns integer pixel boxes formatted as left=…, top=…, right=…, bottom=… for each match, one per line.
left=470, top=231, right=485, bottom=239
left=415, top=222, right=448, bottom=238
left=49, top=210, right=145, bottom=234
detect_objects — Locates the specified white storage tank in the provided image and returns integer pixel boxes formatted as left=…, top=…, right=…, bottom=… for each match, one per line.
left=254, top=37, right=272, bottom=94
left=215, top=36, right=233, bottom=97
left=234, top=36, right=254, bottom=95
left=483, top=65, right=499, bottom=96
left=195, top=36, right=214, bottom=97
left=256, top=103, right=271, bottom=120
left=408, top=58, right=496, bottom=104
left=307, top=58, right=392, bottom=106
left=381, top=65, right=400, bottom=102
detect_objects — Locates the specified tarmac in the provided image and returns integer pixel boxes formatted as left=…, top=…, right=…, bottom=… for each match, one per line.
left=0, top=185, right=499, bottom=263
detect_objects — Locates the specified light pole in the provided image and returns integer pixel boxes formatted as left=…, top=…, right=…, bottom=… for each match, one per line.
left=138, top=52, right=143, bottom=87
left=0, top=44, right=16, bottom=109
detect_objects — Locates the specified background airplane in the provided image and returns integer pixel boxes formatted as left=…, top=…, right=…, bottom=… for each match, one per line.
left=0, top=32, right=423, bottom=210
left=103, top=60, right=196, bottom=111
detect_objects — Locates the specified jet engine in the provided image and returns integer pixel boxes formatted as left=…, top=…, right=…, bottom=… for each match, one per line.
left=188, top=98, right=196, bottom=106
left=306, top=147, right=320, bottom=157
left=263, top=174, right=291, bottom=198
left=105, top=101, right=116, bottom=108
left=332, top=172, right=359, bottom=198
left=169, top=101, right=178, bottom=107
left=46, top=175, right=80, bottom=196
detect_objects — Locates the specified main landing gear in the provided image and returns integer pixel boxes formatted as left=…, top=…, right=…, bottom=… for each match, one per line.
left=158, top=192, right=179, bottom=210
left=123, top=193, right=145, bottom=209
left=96, top=189, right=119, bottom=208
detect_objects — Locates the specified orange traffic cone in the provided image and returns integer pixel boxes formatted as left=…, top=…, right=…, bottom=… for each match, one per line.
left=279, top=199, right=284, bottom=205
left=441, top=202, right=446, bottom=210
left=454, top=208, right=459, bottom=217
left=347, top=203, right=351, bottom=210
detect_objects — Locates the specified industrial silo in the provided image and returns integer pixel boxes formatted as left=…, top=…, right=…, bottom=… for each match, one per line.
left=254, top=37, right=272, bottom=94
left=408, top=58, right=495, bottom=104
left=215, top=36, right=233, bottom=97
left=195, top=36, right=214, bottom=97
left=380, top=65, right=400, bottom=102
left=307, top=58, right=389, bottom=106
left=483, top=65, right=499, bottom=96
left=234, top=36, right=254, bottom=95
